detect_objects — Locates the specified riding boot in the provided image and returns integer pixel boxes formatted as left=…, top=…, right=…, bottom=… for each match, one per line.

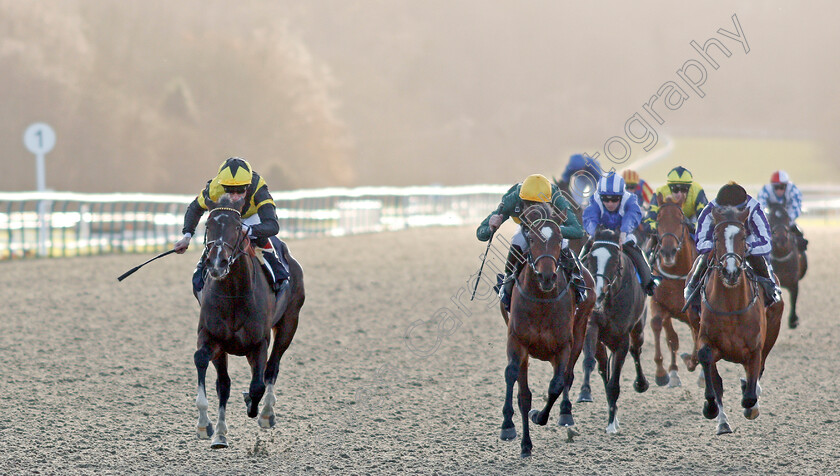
left=682, top=254, right=708, bottom=313
left=623, top=241, right=658, bottom=296
left=495, top=245, right=526, bottom=312
left=561, top=247, right=588, bottom=304
left=261, top=245, right=289, bottom=294
left=192, top=248, right=209, bottom=294
left=791, top=223, right=808, bottom=252
left=746, top=255, right=782, bottom=307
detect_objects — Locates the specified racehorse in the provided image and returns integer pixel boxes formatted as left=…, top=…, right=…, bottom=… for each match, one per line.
left=194, top=195, right=305, bottom=448
left=765, top=202, right=808, bottom=328
left=499, top=203, right=594, bottom=457
left=577, top=228, right=649, bottom=433
left=695, top=206, right=782, bottom=435
left=647, top=194, right=700, bottom=387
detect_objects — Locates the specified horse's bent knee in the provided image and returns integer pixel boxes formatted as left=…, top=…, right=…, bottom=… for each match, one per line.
left=505, top=362, right=519, bottom=384
left=697, top=345, right=712, bottom=364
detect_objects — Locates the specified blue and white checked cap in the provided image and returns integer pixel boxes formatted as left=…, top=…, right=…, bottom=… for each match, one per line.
left=597, top=173, right=625, bottom=196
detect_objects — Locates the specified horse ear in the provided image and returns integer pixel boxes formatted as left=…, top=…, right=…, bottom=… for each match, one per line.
left=711, top=207, right=723, bottom=222
left=656, top=192, right=664, bottom=204
left=737, top=207, right=750, bottom=223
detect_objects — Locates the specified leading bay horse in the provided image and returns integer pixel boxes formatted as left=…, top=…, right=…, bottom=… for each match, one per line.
left=499, top=203, right=595, bottom=457
left=577, top=228, right=649, bottom=434
left=696, top=206, right=782, bottom=435
left=194, top=195, right=305, bottom=448
left=766, top=202, right=807, bottom=328
left=647, top=194, right=700, bottom=387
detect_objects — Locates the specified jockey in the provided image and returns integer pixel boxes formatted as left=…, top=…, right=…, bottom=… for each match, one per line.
left=581, top=173, right=658, bottom=296
left=558, top=153, right=603, bottom=206
left=684, top=182, right=782, bottom=309
left=757, top=170, right=808, bottom=251
left=621, top=169, right=654, bottom=209
left=476, top=174, right=587, bottom=311
left=173, top=157, right=290, bottom=295
left=643, top=166, right=709, bottom=248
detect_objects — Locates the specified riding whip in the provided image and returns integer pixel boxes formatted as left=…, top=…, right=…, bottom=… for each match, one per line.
left=117, top=249, right=178, bottom=282
left=471, top=232, right=495, bottom=301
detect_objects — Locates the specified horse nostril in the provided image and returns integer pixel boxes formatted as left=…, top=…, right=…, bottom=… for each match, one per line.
left=551, top=273, right=557, bottom=282
left=219, top=258, right=229, bottom=268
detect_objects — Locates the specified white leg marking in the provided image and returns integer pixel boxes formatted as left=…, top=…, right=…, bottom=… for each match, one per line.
left=215, top=405, right=228, bottom=437
left=668, top=369, right=682, bottom=388
left=196, top=384, right=210, bottom=427
left=259, top=383, right=276, bottom=428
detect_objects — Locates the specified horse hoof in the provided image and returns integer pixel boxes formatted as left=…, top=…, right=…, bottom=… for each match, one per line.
left=680, top=353, right=697, bottom=372
left=655, top=374, right=670, bottom=387
left=716, top=422, right=733, bottom=435
left=634, top=378, right=649, bottom=393
left=500, top=427, right=517, bottom=441
left=528, top=409, right=545, bottom=426
left=744, top=406, right=760, bottom=420
left=606, top=421, right=619, bottom=434
left=197, top=425, right=214, bottom=440
left=259, top=414, right=276, bottom=429
left=520, top=449, right=532, bottom=458
left=788, top=315, right=799, bottom=329
left=742, top=397, right=758, bottom=410
left=577, top=390, right=593, bottom=403
left=558, top=414, right=575, bottom=427
left=667, top=371, right=682, bottom=388
left=703, top=400, right=719, bottom=420
left=210, top=435, right=228, bottom=449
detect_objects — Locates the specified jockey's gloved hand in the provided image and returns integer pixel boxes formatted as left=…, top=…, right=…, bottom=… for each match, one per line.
left=620, top=232, right=635, bottom=245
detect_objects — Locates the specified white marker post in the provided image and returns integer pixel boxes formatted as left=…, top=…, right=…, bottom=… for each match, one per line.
left=23, top=122, right=56, bottom=257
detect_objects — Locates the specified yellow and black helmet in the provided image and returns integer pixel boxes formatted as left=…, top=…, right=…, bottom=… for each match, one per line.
left=666, top=166, right=693, bottom=185
left=519, top=174, right=552, bottom=202
left=217, top=157, right=253, bottom=187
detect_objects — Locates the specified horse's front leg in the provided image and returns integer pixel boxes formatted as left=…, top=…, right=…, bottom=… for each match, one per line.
left=500, top=346, right=520, bottom=442
left=530, top=357, right=565, bottom=426
left=663, top=316, right=682, bottom=387
left=711, top=364, right=731, bottom=435
left=649, top=304, right=668, bottom=386
left=244, top=340, right=268, bottom=419
left=517, top=357, right=533, bottom=458
left=697, top=344, right=720, bottom=426
left=211, top=354, right=231, bottom=448
left=194, top=344, right=214, bottom=440
left=605, top=338, right=629, bottom=434
left=577, top=320, right=599, bottom=403
left=630, top=316, right=649, bottom=394
left=261, top=310, right=300, bottom=429
left=787, top=281, right=799, bottom=329
left=741, top=353, right=763, bottom=421
left=557, top=345, right=576, bottom=429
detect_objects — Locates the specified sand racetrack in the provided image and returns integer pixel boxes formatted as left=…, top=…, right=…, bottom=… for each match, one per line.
left=1, top=225, right=838, bottom=475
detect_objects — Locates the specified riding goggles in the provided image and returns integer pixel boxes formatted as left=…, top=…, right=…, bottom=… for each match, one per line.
left=669, top=184, right=690, bottom=194
left=601, top=195, right=621, bottom=203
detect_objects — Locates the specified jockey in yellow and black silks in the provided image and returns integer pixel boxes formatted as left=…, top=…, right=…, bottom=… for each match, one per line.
left=643, top=166, right=708, bottom=250
left=173, top=157, right=289, bottom=295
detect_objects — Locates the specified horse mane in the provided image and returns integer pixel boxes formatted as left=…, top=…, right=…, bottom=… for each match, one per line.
left=593, top=227, right=619, bottom=242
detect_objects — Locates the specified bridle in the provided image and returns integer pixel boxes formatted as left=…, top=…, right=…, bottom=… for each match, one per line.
left=768, top=207, right=795, bottom=261
left=652, top=202, right=693, bottom=279
left=205, top=206, right=249, bottom=268
left=523, top=218, right=564, bottom=277
left=590, top=239, right=627, bottom=302
left=515, top=217, right=571, bottom=303
left=654, top=202, right=692, bottom=257
left=702, top=218, right=759, bottom=315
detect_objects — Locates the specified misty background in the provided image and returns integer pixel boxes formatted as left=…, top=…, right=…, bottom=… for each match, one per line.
left=2, top=0, right=838, bottom=194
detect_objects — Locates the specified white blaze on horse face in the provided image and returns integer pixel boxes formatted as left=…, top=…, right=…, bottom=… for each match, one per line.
left=541, top=226, right=553, bottom=241
left=724, top=225, right=740, bottom=274
left=592, top=247, right=611, bottom=297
